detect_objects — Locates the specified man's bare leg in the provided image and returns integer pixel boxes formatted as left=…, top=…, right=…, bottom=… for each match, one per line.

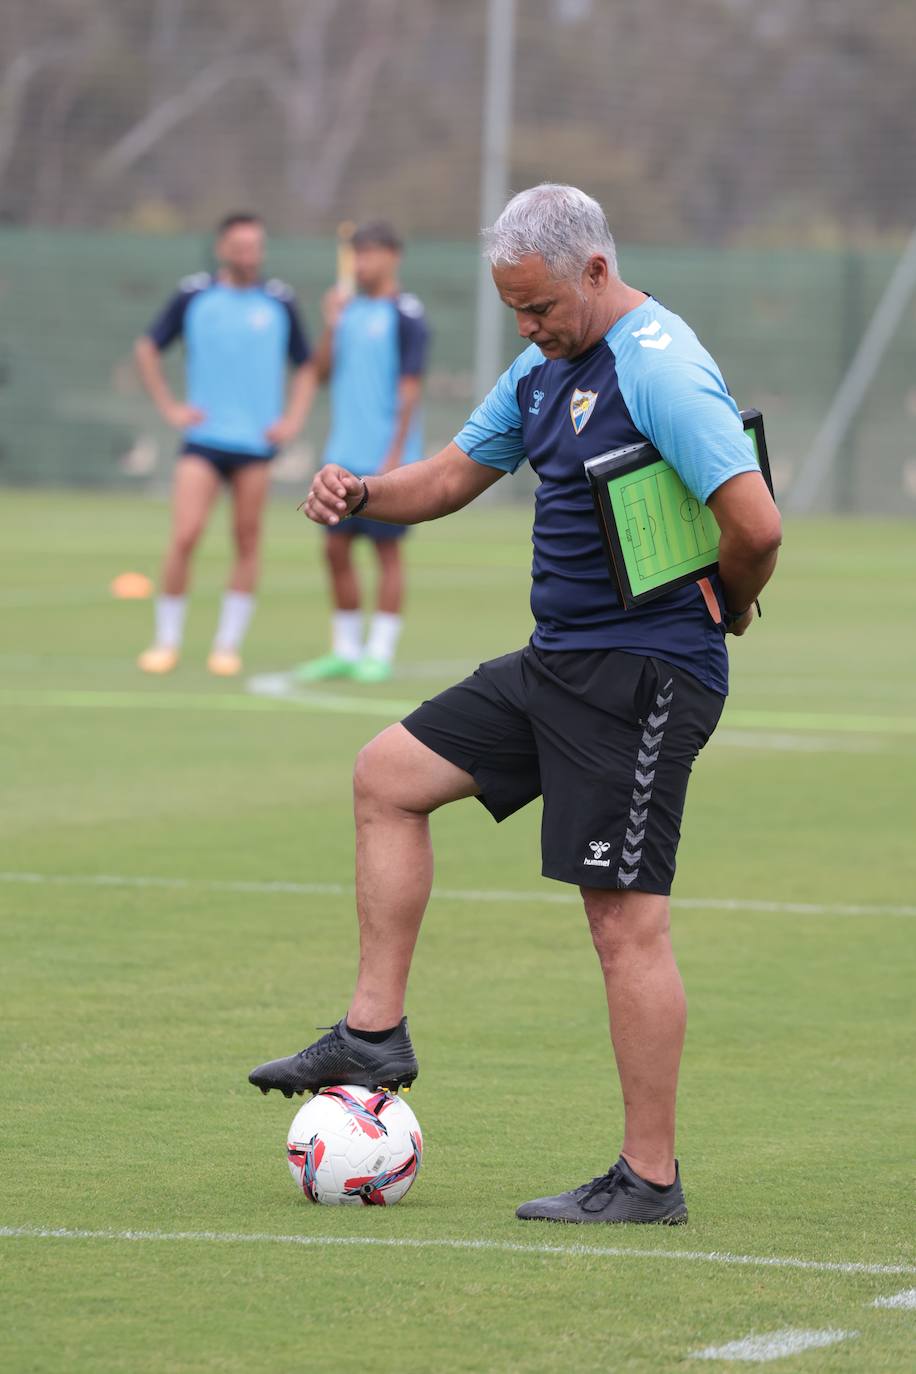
left=374, top=538, right=404, bottom=615
left=581, top=887, right=685, bottom=1187
left=207, top=462, right=272, bottom=668
left=142, top=456, right=222, bottom=667
left=359, top=538, right=405, bottom=673
left=347, top=723, right=478, bottom=1029
left=326, top=531, right=360, bottom=610
left=295, top=533, right=364, bottom=678
left=161, top=456, right=222, bottom=595
left=248, top=723, right=476, bottom=1094
left=227, top=460, right=271, bottom=594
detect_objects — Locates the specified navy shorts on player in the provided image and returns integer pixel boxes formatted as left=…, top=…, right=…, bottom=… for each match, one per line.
left=328, top=515, right=408, bottom=541
left=182, top=442, right=275, bottom=480
left=402, top=645, right=723, bottom=895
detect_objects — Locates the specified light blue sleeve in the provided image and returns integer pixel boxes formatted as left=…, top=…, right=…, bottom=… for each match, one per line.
left=616, top=342, right=760, bottom=504
left=452, top=348, right=541, bottom=474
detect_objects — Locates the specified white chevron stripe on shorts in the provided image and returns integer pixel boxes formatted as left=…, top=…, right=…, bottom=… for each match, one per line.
left=618, top=679, right=673, bottom=888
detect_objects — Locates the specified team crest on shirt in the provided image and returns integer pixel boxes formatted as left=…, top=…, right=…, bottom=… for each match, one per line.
left=569, top=388, right=598, bottom=434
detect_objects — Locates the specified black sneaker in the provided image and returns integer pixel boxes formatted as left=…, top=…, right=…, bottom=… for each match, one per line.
left=516, top=1155, right=687, bottom=1225
left=248, top=1016, right=419, bottom=1098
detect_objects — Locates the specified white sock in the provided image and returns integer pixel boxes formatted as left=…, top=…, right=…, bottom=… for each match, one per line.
left=366, top=612, right=402, bottom=665
left=213, top=591, right=255, bottom=652
left=155, top=595, right=187, bottom=650
left=332, top=610, right=363, bottom=663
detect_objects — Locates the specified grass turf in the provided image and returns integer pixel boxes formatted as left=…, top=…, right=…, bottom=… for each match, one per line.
left=1, top=491, right=914, bottom=1373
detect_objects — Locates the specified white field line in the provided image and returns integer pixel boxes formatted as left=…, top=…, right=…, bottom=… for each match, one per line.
left=689, top=1328, right=858, bottom=1363
left=0, top=673, right=912, bottom=751
left=1, top=870, right=914, bottom=918
left=0, top=1227, right=913, bottom=1279
left=872, top=1288, right=916, bottom=1309
left=248, top=674, right=916, bottom=740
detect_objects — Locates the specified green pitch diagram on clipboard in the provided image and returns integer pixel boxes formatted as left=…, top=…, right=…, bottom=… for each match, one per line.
left=584, top=408, right=774, bottom=610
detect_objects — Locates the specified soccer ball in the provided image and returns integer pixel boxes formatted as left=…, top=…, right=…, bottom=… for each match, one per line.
left=287, top=1084, right=423, bottom=1206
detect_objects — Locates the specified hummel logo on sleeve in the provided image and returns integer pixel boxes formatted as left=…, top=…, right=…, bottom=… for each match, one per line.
left=584, top=840, right=611, bottom=867
left=631, top=320, right=672, bottom=351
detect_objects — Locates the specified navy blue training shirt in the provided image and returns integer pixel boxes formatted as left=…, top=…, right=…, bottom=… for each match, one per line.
left=453, top=296, right=760, bottom=696
left=147, top=274, right=311, bottom=456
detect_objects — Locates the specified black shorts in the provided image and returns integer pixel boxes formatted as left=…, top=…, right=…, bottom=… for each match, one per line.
left=182, top=442, right=275, bottom=480
left=402, top=645, right=724, bottom=895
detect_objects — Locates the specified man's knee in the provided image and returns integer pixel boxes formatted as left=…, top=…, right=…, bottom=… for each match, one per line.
left=354, top=723, right=474, bottom=818
left=581, top=889, right=671, bottom=969
left=171, top=522, right=205, bottom=559
left=354, top=727, right=414, bottom=814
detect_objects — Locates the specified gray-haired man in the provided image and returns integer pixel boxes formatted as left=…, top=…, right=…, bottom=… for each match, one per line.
left=250, top=185, right=781, bottom=1224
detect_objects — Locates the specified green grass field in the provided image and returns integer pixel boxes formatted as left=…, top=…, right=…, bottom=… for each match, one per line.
left=2, top=491, right=914, bottom=1374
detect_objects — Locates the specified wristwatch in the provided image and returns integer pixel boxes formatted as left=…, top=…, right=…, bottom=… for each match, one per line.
left=348, top=481, right=370, bottom=518
left=722, top=606, right=750, bottom=629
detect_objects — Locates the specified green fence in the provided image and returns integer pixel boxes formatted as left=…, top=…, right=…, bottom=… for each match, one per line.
left=1, top=230, right=914, bottom=511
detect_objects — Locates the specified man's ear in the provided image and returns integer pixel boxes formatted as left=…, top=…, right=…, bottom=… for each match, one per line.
left=585, top=254, right=610, bottom=292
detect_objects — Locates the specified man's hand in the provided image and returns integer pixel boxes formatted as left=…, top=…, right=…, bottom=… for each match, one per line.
left=163, top=400, right=205, bottom=430
left=302, top=464, right=365, bottom=526
left=725, top=606, right=755, bottom=637
left=264, top=415, right=301, bottom=447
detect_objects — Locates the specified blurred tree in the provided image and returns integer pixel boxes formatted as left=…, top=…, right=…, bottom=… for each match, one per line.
left=0, top=0, right=913, bottom=243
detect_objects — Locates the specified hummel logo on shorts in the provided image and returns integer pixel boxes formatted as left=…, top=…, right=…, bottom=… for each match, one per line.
left=584, top=840, right=611, bottom=867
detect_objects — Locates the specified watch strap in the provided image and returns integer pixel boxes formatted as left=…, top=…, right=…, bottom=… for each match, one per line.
left=349, top=481, right=369, bottom=518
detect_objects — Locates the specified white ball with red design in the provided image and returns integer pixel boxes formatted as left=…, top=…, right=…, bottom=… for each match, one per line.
left=286, top=1084, right=423, bottom=1206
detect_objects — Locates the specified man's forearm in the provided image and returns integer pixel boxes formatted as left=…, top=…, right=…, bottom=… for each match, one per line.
left=305, top=446, right=503, bottom=529
left=707, top=471, right=782, bottom=616
left=284, top=363, right=317, bottom=430
left=717, top=532, right=779, bottom=612
left=358, top=461, right=455, bottom=524
left=134, top=337, right=176, bottom=415
left=382, top=377, right=422, bottom=469
left=313, top=327, right=334, bottom=385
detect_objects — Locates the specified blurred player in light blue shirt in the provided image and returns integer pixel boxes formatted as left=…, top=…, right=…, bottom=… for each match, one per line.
left=297, top=221, right=430, bottom=685
left=135, top=212, right=315, bottom=677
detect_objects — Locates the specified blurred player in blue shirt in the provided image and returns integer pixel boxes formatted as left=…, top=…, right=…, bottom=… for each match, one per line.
left=296, top=221, right=429, bottom=684
left=135, top=212, right=315, bottom=676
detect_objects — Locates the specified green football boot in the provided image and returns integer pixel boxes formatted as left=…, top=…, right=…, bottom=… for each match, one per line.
left=351, top=656, right=393, bottom=684
left=294, top=653, right=357, bottom=683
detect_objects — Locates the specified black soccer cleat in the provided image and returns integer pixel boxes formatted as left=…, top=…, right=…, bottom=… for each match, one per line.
left=248, top=1016, right=419, bottom=1098
left=515, top=1155, right=687, bottom=1225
